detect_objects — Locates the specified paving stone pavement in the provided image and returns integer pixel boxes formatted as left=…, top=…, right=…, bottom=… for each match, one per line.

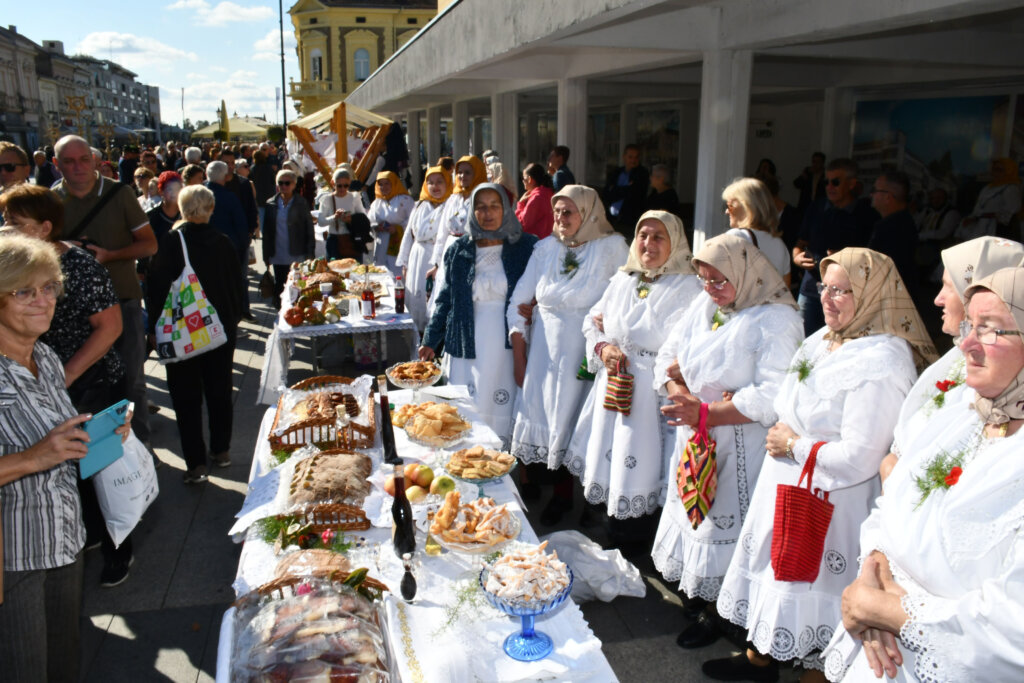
left=79, top=254, right=802, bottom=683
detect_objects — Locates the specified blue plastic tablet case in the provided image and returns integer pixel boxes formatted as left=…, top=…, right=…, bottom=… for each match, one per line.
left=78, top=399, right=130, bottom=479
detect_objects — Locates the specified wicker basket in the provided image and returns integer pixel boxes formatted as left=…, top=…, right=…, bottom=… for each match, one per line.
left=269, top=376, right=376, bottom=452
left=239, top=571, right=390, bottom=606
left=300, top=281, right=345, bottom=301
left=293, top=501, right=371, bottom=532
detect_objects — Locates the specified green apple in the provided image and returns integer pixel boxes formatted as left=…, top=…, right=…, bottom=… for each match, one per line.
left=406, top=485, right=428, bottom=503
left=429, top=475, right=456, bottom=496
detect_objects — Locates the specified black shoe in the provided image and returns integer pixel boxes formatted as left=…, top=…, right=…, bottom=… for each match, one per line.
left=676, top=614, right=720, bottom=649
left=183, top=465, right=208, bottom=484
left=99, top=555, right=134, bottom=588
left=539, top=496, right=572, bottom=526
left=702, top=653, right=779, bottom=682
left=84, top=537, right=102, bottom=552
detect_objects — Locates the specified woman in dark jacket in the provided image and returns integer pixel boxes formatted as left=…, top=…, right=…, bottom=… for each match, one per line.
left=420, top=183, right=538, bottom=443
left=146, top=184, right=244, bottom=484
left=262, top=169, right=315, bottom=306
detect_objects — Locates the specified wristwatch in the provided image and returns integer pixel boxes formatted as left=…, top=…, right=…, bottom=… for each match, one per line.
left=785, top=437, right=796, bottom=460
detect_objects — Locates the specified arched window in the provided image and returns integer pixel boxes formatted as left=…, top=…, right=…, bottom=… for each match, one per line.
left=310, top=48, right=323, bottom=81
left=354, top=48, right=370, bottom=81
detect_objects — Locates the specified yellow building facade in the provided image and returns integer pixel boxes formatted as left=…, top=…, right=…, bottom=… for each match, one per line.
left=288, top=0, right=438, bottom=116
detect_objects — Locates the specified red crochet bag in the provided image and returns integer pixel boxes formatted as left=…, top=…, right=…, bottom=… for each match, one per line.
left=770, top=441, right=833, bottom=583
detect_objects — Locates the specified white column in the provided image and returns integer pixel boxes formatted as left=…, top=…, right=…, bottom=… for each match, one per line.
left=821, top=87, right=854, bottom=159
left=619, top=103, right=637, bottom=152
left=471, top=116, right=484, bottom=156
left=692, top=49, right=752, bottom=250
left=426, top=106, right=441, bottom=166
left=406, top=111, right=421, bottom=191
left=556, top=78, right=587, bottom=185
left=452, top=100, right=469, bottom=158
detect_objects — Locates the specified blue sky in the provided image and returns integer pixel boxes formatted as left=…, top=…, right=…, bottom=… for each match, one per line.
left=7, top=0, right=300, bottom=127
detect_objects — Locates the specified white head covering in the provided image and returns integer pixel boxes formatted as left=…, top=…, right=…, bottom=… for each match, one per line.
left=620, top=210, right=695, bottom=278
left=550, top=185, right=615, bottom=246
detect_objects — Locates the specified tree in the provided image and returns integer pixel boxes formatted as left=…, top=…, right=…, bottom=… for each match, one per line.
left=182, top=118, right=195, bottom=133
left=195, top=120, right=210, bottom=130
left=266, top=125, right=285, bottom=143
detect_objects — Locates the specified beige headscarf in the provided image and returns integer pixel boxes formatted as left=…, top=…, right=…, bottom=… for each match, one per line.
left=550, top=185, right=615, bottom=246
left=620, top=210, right=695, bottom=278
left=964, top=267, right=1024, bottom=424
left=820, top=248, right=938, bottom=372
left=693, top=233, right=797, bottom=313
left=941, top=236, right=1024, bottom=303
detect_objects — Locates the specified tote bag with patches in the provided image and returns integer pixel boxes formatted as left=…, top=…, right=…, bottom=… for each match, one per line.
left=154, top=230, right=227, bottom=363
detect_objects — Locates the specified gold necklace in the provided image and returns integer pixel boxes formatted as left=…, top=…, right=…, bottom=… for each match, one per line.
left=0, top=345, right=33, bottom=369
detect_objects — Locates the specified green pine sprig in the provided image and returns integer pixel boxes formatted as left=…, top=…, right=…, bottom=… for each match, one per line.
left=913, top=449, right=966, bottom=508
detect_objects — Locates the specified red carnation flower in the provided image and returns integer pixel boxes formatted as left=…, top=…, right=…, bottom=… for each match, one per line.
left=944, top=466, right=962, bottom=487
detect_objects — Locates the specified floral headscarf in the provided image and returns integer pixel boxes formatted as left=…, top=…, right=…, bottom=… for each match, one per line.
left=453, top=155, right=487, bottom=198
left=620, top=210, right=695, bottom=278
left=466, top=183, right=523, bottom=244
left=549, top=185, right=615, bottom=247
left=820, top=248, right=937, bottom=371
left=693, top=233, right=796, bottom=313
left=418, top=165, right=453, bottom=205
left=373, top=170, right=408, bottom=201
left=964, top=267, right=1024, bottom=424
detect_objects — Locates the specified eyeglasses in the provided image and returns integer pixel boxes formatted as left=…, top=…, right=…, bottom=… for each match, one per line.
left=959, top=320, right=1024, bottom=345
left=827, top=177, right=844, bottom=187
left=816, top=282, right=853, bottom=300
left=8, top=280, right=63, bottom=304
left=277, top=180, right=293, bottom=186
left=697, top=275, right=729, bottom=290
left=0, top=163, right=28, bottom=173
left=336, top=182, right=350, bottom=189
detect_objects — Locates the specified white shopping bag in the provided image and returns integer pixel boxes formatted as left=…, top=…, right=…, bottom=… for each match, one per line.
left=540, top=530, right=647, bottom=602
left=92, top=430, right=159, bottom=547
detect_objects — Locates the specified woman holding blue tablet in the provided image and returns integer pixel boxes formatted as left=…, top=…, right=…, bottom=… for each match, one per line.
left=0, top=233, right=130, bottom=683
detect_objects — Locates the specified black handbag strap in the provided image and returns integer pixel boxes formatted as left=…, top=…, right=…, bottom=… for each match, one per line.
left=741, top=228, right=759, bottom=248
left=67, top=182, right=127, bottom=240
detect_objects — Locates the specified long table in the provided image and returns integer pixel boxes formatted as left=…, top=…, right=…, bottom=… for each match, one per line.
left=218, top=386, right=618, bottom=682
left=257, top=274, right=420, bottom=404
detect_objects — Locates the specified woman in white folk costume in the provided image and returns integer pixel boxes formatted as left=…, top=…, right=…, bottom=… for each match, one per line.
left=703, top=248, right=937, bottom=683
left=507, top=185, right=629, bottom=524
left=564, top=211, right=702, bottom=526
left=366, top=171, right=414, bottom=275
left=879, top=236, right=1024, bottom=483
left=426, top=155, right=488, bottom=313
left=419, top=184, right=538, bottom=443
left=649, top=233, right=803, bottom=650
left=823, top=267, right=1024, bottom=682
left=395, top=166, right=453, bottom=330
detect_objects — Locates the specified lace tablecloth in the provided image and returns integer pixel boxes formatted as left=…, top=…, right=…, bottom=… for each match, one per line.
left=218, top=387, right=618, bottom=682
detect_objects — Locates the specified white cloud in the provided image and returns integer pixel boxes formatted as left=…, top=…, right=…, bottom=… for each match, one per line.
left=169, top=0, right=274, bottom=26
left=253, top=28, right=296, bottom=61
left=74, top=32, right=199, bottom=75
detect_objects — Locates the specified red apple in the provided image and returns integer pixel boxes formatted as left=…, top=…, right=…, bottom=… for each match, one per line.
left=406, top=485, right=428, bottom=503
left=384, top=475, right=396, bottom=497
left=412, top=464, right=434, bottom=489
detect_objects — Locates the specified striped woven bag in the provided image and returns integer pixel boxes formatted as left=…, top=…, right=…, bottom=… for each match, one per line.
left=602, top=359, right=634, bottom=415
left=676, top=402, right=718, bottom=529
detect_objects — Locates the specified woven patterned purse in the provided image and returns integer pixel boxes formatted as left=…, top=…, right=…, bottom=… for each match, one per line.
left=676, top=402, right=718, bottom=529
left=602, top=359, right=634, bottom=415
left=770, top=441, right=833, bottom=583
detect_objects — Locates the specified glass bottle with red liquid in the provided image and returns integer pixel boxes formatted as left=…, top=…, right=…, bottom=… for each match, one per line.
left=360, top=271, right=376, bottom=319
left=394, top=275, right=405, bottom=314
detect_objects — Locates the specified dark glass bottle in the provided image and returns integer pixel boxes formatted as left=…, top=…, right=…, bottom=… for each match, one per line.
left=378, top=376, right=415, bottom=558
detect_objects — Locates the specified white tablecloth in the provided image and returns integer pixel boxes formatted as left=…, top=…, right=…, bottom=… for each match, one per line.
left=219, top=387, right=618, bottom=682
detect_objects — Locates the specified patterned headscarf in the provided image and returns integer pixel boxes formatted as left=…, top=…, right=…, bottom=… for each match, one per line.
left=964, top=268, right=1024, bottom=424
left=466, top=183, right=523, bottom=244
left=418, top=165, right=453, bottom=205
left=693, top=233, right=796, bottom=313
left=941, top=236, right=1024, bottom=303
left=454, top=155, right=487, bottom=198
left=820, top=248, right=937, bottom=371
left=549, top=185, right=615, bottom=246
left=373, top=170, right=408, bottom=201
left=620, top=210, right=695, bottom=278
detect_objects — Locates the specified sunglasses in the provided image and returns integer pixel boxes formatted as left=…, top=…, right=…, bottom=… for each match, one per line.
left=277, top=180, right=293, bottom=186
left=827, top=177, right=844, bottom=187
left=0, top=163, right=28, bottom=173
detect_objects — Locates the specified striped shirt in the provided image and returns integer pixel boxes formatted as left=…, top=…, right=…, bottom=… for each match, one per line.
left=0, top=343, right=84, bottom=571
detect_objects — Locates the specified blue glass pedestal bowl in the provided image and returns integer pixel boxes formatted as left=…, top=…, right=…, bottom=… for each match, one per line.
left=478, top=566, right=574, bottom=662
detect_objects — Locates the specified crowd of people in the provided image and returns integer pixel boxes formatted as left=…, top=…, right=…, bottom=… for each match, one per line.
left=408, top=149, right=1024, bottom=683
left=1, top=129, right=1023, bottom=681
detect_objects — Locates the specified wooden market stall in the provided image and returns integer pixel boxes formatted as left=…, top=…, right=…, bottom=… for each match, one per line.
left=287, top=101, right=393, bottom=190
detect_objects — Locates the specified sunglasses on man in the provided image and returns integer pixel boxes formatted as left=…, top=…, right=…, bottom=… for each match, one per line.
left=0, top=163, right=28, bottom=173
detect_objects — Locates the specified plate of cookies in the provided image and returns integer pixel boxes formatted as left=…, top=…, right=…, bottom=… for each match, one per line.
left=428, top=491, right=521, bottom=555
left=445, top=445, right=518, bottom=497
left=385, top=361, right=442, bottom=394
left=393, top=401, right=472, bottom=448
